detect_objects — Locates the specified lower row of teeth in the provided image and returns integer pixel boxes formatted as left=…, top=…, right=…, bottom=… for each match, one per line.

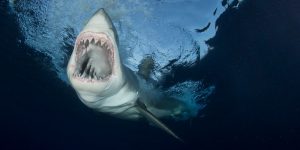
left=73, top=63, right=107, bottom=80
left=73, top=71, right=106, bottom=80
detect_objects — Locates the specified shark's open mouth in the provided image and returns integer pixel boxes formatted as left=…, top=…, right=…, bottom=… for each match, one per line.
left=73, top=32, right=114, bottom=81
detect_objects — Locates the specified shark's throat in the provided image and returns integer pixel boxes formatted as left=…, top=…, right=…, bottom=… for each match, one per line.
left=73, top=32, right=114, bottom=82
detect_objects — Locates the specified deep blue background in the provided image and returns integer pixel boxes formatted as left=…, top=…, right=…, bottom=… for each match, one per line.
left=1, top=0, right=300, bottom=149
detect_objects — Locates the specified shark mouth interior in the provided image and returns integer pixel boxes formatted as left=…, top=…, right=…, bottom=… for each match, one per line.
left=73, top=32, right=114, bottom=81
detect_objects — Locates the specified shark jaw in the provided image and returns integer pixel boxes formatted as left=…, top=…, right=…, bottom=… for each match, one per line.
left=67, top=9, right=125, bottom=102
left=73, top=32, right=114, bottom=82
left=67, top=30, right=124, bottom=99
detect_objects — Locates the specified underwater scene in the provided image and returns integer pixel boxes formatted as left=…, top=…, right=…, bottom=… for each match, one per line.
left=1, top=0, right=300, bottom=149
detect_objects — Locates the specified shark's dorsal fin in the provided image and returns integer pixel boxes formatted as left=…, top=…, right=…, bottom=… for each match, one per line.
left=135, top=100, right=184, bottom=142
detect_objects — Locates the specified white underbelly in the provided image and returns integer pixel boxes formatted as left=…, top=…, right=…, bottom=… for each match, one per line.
left=79, top=82, right=141, bottom=120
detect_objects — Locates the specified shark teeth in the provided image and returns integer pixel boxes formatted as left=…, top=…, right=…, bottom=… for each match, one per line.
left=74, top=36, right=113, bottom=82
left=76, top=37, right=112, bottom=59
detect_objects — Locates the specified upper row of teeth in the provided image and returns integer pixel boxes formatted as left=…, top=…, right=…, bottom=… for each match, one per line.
left=76, top=38, right=111, bottom=61
left=79, top=38, right=110, bottom=49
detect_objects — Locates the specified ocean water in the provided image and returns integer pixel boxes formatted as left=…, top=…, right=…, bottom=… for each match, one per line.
left=1, top=0, right=300, bottom=150
left=8, top=0, right=232, bottom=120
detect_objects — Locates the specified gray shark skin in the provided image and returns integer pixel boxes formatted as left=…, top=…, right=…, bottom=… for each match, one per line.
left=67, top=9, right=184, bottom=141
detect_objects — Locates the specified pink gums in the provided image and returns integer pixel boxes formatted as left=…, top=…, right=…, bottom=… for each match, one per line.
left=72, top=32, right=115, bottom=83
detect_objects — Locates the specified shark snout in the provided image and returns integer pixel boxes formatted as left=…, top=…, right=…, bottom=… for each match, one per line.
left=67, top=8, right=123, bottom=97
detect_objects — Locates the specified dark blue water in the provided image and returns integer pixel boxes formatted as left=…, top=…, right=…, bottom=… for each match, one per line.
left=1, top=0, right=300, bottom=149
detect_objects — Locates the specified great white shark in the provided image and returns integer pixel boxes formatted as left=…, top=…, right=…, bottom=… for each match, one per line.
left=67, top=9, right=189, bottom=141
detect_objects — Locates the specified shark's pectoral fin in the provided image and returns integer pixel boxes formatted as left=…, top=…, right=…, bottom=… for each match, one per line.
left=137, top=56, right=155, bottom=80
left=135, top=100, right=184, bottom=142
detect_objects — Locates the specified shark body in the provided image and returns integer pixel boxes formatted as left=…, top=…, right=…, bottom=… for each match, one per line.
left=67, top=9, right=186, bottom=141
